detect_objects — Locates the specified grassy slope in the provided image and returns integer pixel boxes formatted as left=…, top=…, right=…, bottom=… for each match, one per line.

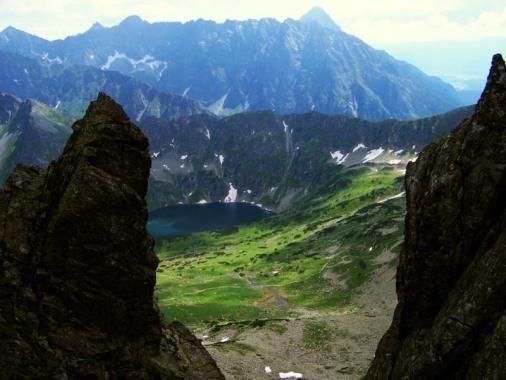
left=155, top=165, right=406, bottom=328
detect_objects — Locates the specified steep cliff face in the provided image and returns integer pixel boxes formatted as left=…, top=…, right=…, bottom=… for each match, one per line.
left=366, top=55, right=506, bottom=379
left=0, top=93, right=222, bottom=379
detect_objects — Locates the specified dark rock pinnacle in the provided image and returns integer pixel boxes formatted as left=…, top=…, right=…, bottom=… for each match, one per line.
left=0, top=92, right=223, bottom=379
left=366, top=54, right=506, bottom=379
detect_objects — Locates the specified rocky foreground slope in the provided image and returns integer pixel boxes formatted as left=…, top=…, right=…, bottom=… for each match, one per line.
left=0, top=93, right=222, bottom=379
left=366, top=55, right=506, bottom=379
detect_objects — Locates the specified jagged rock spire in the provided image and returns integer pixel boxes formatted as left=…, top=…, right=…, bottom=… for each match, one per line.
left=475, top=54, right=506, bottom=126
left=367, top=54, right=506, bottom=379
left=0, top=93, right=223, bottom=379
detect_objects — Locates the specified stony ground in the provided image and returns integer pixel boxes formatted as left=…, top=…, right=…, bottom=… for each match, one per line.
left=206, top=262, right=397, bottom=379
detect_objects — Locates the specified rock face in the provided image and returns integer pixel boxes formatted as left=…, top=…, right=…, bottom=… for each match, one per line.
left=366, top=54, right=506, bottom=379
left=0, top=93, right=223, bottom=379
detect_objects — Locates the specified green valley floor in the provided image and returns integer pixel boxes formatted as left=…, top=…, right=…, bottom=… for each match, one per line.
left=154, top=165, right=406, bottom=379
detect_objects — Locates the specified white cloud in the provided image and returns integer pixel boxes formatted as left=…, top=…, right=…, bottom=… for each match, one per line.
left=0, top=0, right=505, bottom=44
left=344, top=8, right=506, bottom=44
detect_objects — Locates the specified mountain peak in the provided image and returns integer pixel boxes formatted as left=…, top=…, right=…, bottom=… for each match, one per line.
left=119, top=15, right=146, bottom=27
left=300, top=6, right=340, bottom=31
left=78, top=92, right=130, bottom=130
left=475, top=54, right=506, bottom=124
left=1, top=26, right=22, bottom=35
left=89, top=22, right=105, bottom=31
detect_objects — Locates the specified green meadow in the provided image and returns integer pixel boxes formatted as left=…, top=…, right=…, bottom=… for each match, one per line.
left=154, top=165, right=406, bottom=327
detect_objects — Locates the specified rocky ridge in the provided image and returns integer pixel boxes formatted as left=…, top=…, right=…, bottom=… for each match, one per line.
left=0, top=92, right=73, bottom=183
left=0, top=93, right=222, bottom=379
left=0, top=10, right=463, bottom=120
left=144, top=105, right=474, bottom=209
left=366, top=55, right=506, bottom=379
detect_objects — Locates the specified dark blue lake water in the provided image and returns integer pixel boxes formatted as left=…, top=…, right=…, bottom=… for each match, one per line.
left=147, top=202, right=272, bottom=237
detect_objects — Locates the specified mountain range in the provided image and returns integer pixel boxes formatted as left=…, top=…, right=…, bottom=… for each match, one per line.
left=0, top=89, right=474, bottom=209
left=143, top=105, right=474, bottom=209
left=0, top=7, right=464, bottom=120
left=0, top=50, right=204, bottom=122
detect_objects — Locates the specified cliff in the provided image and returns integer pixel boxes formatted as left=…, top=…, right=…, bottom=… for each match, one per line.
left=0, top=93, right=223, bottom=379
left=366, top=55, right=506, bottom=379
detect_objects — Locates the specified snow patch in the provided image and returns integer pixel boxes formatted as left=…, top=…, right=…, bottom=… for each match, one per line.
left=219, top=155, right=224, bottom=165
left=182, top=87, right=191, bottom=97
left=388, top=159, right=401, bottom=165
left=363, top=148, right=385, bottom=163
left=394, top=149, right=404, bottom=156
left=204, top=127, right=211, bottom=140
left=23, top=68, right=29, bottom=75
left=198, top=199, right=208, bottom=204
left=279, top=372, right=303, bottom=379
left=243, top=97, right=250, bottom=111
left=180, top=155, right=188, bottom=160
left=135, top=94, right=149, bottom=122
left=353, top=143, right=366, bottom=152
left=54, top=100, right=61, bottom=110
left=224, top=183, right=238, bottom=202
left=40, top=52, right=62, bottom=64
left=265, top=366, right=272, bottom=374
left=220, top=337, right=230, bottom=343
left=152, top=152, right=160, bottom=158
left=162, top=164, right=170, bottom=171
left=330, top=151, right=349, bottom=165
left=331, top=151, right=343, bottom=160
left=378, top=192, right=406, bottom=204
left=283, top=120, right=289, bottom=133
left=100, top=50, right=167, bottom=74
left=208, top=93, right=228, bottom=116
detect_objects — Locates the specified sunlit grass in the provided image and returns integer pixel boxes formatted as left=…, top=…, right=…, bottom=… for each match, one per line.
left=155, top=165, right=405, bottom=326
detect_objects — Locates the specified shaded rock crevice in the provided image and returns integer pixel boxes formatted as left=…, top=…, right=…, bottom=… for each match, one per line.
left=0, top=93, right=223, bottom=379
left=366, top=54, right=506, bottom=379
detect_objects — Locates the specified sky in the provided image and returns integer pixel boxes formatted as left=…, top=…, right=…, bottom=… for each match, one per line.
left=1, top=0, right=506, bottom=45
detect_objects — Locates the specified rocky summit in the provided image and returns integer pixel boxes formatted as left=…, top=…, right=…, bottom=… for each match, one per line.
left=0, top=93, right=222, bottom=379
left=366, top=54, right=506, bottom=379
